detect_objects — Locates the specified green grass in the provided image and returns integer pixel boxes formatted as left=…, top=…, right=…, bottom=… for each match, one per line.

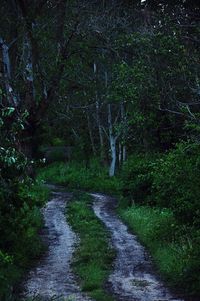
left=38, top=161, right=122, bottom=195
left=18, top=180, right=50, bottom=207
left=67, top=192, right=115, bottom=301
left=119, top=205, right=200, bottom=295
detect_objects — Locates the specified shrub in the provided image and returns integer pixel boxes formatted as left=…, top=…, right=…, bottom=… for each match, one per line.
left=152, top=142, right=200, bottom=226
left=0, top=179, right=49, bottom=299
left=120, top=153, right=157, bottom=204
left=120, top=143, right=200, bottom=227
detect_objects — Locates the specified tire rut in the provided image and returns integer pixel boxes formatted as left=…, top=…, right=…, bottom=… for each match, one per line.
left=92, top=193, right=184, bottom=301
left=22, top=188, right=92, bottom=301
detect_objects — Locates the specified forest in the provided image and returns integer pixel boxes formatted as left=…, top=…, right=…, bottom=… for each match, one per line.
left=0, top=0, right=200, bottom=300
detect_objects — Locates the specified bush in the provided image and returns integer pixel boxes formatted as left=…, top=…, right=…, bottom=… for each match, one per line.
left=119, top=143, right=200, bottom=227
left=120, top=153, right=157, bottom=204
left=152, top=142, right=200, bottom=226
left=0, top=179, right=49, bottom=299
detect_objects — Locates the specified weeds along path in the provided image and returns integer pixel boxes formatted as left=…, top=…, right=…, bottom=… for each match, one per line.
left=91, top=193, right=184, bottom=301
left=23, top=186, right=92, bottom=301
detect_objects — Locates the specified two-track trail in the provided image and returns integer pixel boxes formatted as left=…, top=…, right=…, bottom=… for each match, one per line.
left=22, top=187, right=184, bottom=301
left=92, top=193, right=184, bottom=301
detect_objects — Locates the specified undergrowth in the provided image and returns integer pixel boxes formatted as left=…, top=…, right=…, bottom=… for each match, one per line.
left=38, top=160, right=122, bottom=195
left=119, top=205, right=200, bottom=296
left=0, top=181, right=50, bottom=300
left=67, top=192, right=115, bottom=301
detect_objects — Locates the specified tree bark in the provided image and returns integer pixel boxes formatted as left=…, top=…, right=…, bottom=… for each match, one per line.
left=108, top=103, right=117, bottom=177
left=0, top=37, right=18, bottom=107
left=96, top=99, right=105, bottom=163
left=122, top=144, right=126, bottom=162
left=109, top=135, right=117, bottom=177
left=86, top=109, right=96, bottom=156
left=120, top=101, right=127, bottom=163
left=119, top=142, right=122, bottom=165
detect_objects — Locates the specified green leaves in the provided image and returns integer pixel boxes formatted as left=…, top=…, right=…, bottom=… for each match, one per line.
left=2, top=107, right=15, bottom=117
left=151, top=142, right=200, bottom=226
left=0, top=147, right=26, bottom=169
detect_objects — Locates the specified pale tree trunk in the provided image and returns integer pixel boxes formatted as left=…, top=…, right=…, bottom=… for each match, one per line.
left=23, top=35, right=35, bottom=99
left=123, top=144, right=126, bottom=162
left=1, top=38, right=11, bottom=79
left=120, top=101, right=127, bottom=163
left=0, top=37, right=18, bottom=106
left=94, top=61, right=105, bottom=162
left=96, top=98, right=105, bottom=162
left=23, top=36, right=33, bottom=80
left=119, top=142, right=122, bottom=165
left=109, top=135, right=117, bottom=177
left=108, top=103, right=117, bottom=177
left=86, top=109, right=96, bottom=156
left=118, top=142, right=126, bottom=164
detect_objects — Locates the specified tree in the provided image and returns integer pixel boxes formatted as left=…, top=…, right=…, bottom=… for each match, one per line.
left=0, top=0, right=80, bottom=159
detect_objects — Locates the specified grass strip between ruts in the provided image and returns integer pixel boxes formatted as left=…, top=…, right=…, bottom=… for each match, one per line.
left=67, top=191, right=115, bottom=301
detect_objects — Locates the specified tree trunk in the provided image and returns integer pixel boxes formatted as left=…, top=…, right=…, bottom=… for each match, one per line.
left=122, top=144, right=126, bottom=162
left=86, top=109, right=96, bottom=156
left=119, top=142, right=122, bottom=165
left=120, top=101, right=127, bottom=163
left=109, top=135, right=117, bottom=177
left=108, top=103, right=117, bottom=177
left=0, top=37, right=18, bottom=106
left=96, top=99, right=105, bottom=163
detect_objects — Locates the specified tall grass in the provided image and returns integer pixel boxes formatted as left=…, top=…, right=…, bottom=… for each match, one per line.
left=67, top=192, right=115, bottom=301
left=119, top=205, right=200, bottom=295
left=38, top=160, right=122, bottom=194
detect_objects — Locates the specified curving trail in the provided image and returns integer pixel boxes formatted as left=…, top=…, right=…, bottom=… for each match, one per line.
left=92, top=193, right=184, bottom=301
left=22, top=186, right=185, bottom=301
left=22, top=188, right=92, bottom=301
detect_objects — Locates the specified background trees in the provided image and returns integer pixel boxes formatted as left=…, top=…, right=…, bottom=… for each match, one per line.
left=1, top=0, right=199, bottom=175
left=37, top=0, right=200, bottom=176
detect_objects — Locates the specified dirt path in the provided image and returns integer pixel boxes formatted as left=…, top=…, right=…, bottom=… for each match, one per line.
left=22, top=188, right=186, bottom=301
left=92, top=193, right=184, bottom=301
left=22, top=188, right=92, bottom=301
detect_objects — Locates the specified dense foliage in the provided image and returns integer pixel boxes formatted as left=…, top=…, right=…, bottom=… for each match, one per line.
left=121, top=142, right=200, bottom=228
left=0, top=102, right=49, bottom=299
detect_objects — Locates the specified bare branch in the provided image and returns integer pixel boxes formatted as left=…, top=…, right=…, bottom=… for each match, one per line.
left=102, top=126, right=109, bottom=140
left=159, top=106, right=185, bottom=116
